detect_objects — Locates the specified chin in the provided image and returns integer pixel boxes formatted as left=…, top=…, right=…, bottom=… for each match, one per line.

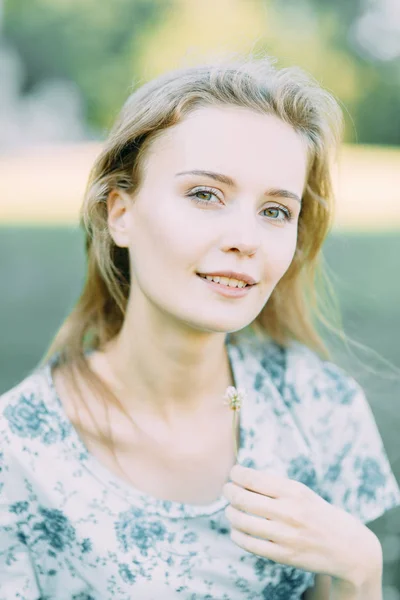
left=185, top=313, right=257, bottom=335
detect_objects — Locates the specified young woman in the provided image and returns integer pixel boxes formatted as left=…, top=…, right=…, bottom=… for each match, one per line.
left=1, top=55, right=399, bottom=600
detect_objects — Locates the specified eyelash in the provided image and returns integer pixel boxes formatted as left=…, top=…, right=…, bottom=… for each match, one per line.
left=186, top=186, right=294, bottom=223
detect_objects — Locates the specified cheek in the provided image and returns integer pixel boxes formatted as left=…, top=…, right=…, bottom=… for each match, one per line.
left=156, top=218, right=202, bottom=268
left=264, top=229, right=298, bottom=280
left=130, top=202, right=200, bottom=274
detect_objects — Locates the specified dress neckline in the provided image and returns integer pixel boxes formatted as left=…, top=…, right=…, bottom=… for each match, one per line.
left=42, top=336, right=251, bottom=519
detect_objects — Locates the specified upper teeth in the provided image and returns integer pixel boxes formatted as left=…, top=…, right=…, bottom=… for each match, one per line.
left=201, top=275, right=248, bottom=288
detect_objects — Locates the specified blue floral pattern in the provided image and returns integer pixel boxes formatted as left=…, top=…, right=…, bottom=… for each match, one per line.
left=4, top=391, right=71, bottom=445
left=115, top=506, right=168, bottom=556
left=1, top=326, right=400, bottom=599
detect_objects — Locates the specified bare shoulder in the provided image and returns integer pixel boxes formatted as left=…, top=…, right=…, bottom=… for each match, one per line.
left=302, top=574, right=331, bottom=599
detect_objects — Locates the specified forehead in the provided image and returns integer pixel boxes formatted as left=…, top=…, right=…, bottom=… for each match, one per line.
left=144, top=106, right=308, bottom=189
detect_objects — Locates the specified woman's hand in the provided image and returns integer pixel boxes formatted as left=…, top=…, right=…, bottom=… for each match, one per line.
left=222, top=464, right=383, bottom=589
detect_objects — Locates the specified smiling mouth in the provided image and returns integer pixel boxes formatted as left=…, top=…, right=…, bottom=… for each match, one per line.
left=197, top=274, right=251, bottom=288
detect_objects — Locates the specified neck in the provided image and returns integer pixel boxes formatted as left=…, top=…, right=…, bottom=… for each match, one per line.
left=94, top=310, right=235, bottom=423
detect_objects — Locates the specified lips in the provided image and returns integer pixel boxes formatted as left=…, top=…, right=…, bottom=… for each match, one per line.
left=197, top=273, right=253, bottom=297
left=196, top=272, right=257, bottom=286
left=197, top=274, right=249, bottom=287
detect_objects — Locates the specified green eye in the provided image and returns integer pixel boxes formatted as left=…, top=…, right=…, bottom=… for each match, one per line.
left=262, top=206, right=292, bottom=222
left=187, top=186, right=221, bottom=204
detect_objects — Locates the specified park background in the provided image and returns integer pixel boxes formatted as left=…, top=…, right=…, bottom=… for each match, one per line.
left=0, top=0, right=400, bottom=595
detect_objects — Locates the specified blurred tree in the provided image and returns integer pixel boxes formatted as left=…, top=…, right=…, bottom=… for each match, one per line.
left=132, top=0, right=362, bottom=142
left=269, top=0, right=400, bottom=144
left=3, top=0, right=169, bottom=132
left=131, top=0, right=266, bottom=79
left=3, top=0, right=400, bottom=145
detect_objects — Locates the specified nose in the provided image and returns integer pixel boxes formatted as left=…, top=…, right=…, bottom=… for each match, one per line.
left=220, top=211, right=260, bottom=257
left=222, top=241, right=257, bottom=257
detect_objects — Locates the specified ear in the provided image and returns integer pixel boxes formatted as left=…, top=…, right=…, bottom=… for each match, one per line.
left=107, top=188, right=132, bottom=248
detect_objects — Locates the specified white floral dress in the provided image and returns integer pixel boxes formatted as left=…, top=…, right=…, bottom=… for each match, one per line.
left=1, top=328, right=400, bottom=599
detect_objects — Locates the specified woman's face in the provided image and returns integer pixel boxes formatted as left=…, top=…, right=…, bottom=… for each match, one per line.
left=111, top=105, right=308, bottom=334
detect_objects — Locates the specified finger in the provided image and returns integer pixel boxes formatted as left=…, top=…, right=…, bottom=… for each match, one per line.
left=230, top=464, right=308, bottom=499
left=230, top=528, right=291, bottom=564
left=225, top=504, right=300, bottom=547
left=223, top=482, right=285, bottom=520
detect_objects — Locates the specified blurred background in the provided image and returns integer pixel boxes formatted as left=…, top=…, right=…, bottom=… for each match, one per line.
left=0, top=0, right=399, bottom=594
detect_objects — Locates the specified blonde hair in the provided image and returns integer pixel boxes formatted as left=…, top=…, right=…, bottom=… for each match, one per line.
left=40, top=53, right=345, bottom=452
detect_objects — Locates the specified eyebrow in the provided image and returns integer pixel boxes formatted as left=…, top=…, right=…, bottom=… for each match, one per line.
left=175, top=170, right=302, bottom=204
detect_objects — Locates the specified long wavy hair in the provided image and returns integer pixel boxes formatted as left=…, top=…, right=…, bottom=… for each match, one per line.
left=40, top=54, right=344, bottom=456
